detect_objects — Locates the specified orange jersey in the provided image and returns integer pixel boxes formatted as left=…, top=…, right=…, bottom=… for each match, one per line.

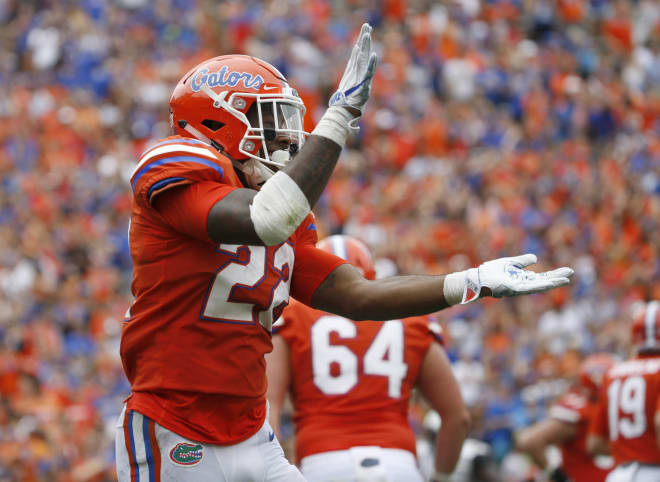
left=274, top=299, right=442, bottom=461
left=548, top=388, right=610, bottom=481
left=121, top=136, right=345, bottom=445
left=589, top=355, right=660, bottom=465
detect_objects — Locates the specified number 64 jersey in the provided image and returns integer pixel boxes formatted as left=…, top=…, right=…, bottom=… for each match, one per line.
left=121, top=136, right=345, bottom=446
left=273, top=299, right=443, bottom=461
left=588, top=355, right=660, bottom=465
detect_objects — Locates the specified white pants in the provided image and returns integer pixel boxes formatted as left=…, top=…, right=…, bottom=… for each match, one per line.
left=606, top=463, right=660, bottom=482
left=115, top=405, right=304, bottom=482
left=300, top=446, right=423, bottom=482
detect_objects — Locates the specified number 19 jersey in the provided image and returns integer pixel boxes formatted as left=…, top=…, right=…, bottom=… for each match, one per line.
left=589, top=355, right=660, bottom=465
left=273, top=300, right=443, bottom=461
left=122, top=136, right=345, bottom=445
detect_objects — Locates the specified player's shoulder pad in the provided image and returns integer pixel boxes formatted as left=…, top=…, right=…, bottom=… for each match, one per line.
left=130, top=136, right=236, bottom=204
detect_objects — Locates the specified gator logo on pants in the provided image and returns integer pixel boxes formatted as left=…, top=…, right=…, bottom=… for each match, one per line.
left=169, top=443, right=203, bottom=466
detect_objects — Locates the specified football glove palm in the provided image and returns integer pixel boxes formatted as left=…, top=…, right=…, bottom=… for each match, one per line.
left=462, top=254, right=573, bottom=303
left=443, top=254, right=574, bottom=305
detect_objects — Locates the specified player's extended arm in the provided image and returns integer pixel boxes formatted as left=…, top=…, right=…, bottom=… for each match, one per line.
left=311, top=253, right=573, bottom=321
left=417, top=343, right=470, bottom=480
left=265, top=335, right=291, bottom=440
left=586, top=434, right=610, bottom=456
left=206, top=24, right=377, bottom=246
left=516, top=419, right=576, bottom=469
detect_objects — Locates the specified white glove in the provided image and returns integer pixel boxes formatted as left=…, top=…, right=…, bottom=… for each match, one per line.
left=312, top=23, right=378, bottom=146
left=443, top=254, right=574, bottom=305
left=329, top=23, right=378, bottom=116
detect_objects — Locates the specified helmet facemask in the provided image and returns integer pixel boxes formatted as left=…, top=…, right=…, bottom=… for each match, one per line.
left=198, top=84, right=307, bottom=189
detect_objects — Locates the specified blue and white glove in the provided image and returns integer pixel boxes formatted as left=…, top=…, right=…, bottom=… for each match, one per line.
left=329, top=23, right=378, bottom=116
left=443, top=254, right=574, bottom=305
left=312, top=23, right=378, bottom=147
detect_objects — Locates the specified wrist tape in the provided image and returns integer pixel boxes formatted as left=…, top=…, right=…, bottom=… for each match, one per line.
left=311, top=106, right=355, bottom=147
left=443, top=268, right=481, bottom=305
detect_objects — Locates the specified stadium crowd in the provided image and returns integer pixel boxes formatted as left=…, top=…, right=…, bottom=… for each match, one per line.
left=1, top=0, right=659, bottom=479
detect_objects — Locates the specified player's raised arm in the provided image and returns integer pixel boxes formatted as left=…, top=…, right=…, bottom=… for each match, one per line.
left=204, top=23, right=377, bottom=246
left=311, top=252, right=573, bottom=321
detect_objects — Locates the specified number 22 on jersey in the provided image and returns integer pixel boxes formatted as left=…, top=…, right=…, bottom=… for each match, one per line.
left=311, top=315, right=408, bottom=398
left=201, top=243, right=294, bottom=330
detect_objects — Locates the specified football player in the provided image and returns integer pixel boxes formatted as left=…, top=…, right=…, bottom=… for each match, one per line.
left=116, top=22, right=573, bottom=482
left=587, top=301, right=660, bottom=482
left=516, top=353, right=614, bottom=482
left=266, top=235, right=470, bottom=481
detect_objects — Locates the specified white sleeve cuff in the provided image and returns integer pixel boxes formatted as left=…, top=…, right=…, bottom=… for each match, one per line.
left=443, top=271, right=466, bottom=306
left=311, top=106, right=355, bottom=148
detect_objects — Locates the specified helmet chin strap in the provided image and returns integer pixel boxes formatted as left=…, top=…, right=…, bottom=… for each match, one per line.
left=235, top=158, right=274, bottom=189
left=181, top=123, right=212, bottom=144
left=233, top=149, right=291, bottom=189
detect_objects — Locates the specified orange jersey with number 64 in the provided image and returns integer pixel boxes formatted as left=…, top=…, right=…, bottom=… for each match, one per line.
left=273, top=300, right=443, bottom=461
left=589, top=355, right=660, bottom=465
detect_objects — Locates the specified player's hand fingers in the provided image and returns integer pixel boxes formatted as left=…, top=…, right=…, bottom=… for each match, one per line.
left=360, top=26, right=371, bottom=54
left=508, top=253, right=538, bottom=268
left=548, top=277, right=572, bottom=288
left=339, top=44, right=358, bottom=86
left=348, top=43, right=358, bottom=69
left=358, top=23, right=372, bottom=47
left=540, top=267, right=574, bottom=279
left=517, top=279, right=558, bottom=294
left=365, top=52, right=378, bottom=80
left=357, top=26, right=372, bottom=72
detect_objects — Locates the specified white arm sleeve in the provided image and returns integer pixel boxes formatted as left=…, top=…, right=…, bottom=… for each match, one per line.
left=249, top=171, right=311, bottom=246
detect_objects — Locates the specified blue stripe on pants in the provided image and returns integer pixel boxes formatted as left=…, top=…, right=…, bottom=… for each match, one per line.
left=128, top=411, right=140, bottom=482
left=142, top=416, right=155, bottom=482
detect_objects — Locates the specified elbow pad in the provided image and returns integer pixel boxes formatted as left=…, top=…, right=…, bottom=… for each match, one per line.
left=249, top=171, right=311, bottom=246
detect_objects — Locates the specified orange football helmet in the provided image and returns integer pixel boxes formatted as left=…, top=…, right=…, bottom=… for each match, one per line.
left=579, top=353, right=615, bottom=396
left=317, top=235, right=376, bottom=280
left=631, top=300, right=660, bottom=353
left=170, top=55, right=307, bottom=188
